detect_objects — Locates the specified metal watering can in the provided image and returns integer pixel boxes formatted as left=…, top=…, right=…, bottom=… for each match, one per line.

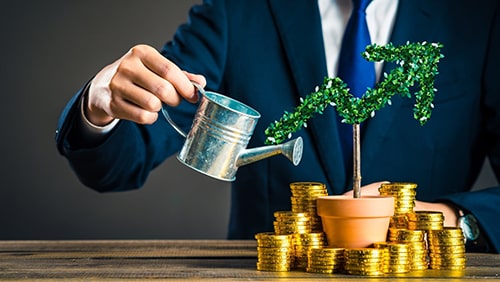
left=162, top=83, right=303, bottom=181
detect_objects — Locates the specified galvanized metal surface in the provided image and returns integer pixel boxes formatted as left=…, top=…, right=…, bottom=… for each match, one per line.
left=162, top=83, right=302, bottom=182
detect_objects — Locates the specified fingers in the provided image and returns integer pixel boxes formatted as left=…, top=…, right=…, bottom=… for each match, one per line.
left=132, top=45, right=201, bottom=103
left=86, top=44, right=206, bottom=125
left=107, top=74, right=163, bottom=123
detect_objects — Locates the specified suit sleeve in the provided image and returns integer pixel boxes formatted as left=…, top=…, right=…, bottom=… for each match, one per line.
left=439, top=2, right=500, bottom=252
left=55, top=0, right=228, bottom=192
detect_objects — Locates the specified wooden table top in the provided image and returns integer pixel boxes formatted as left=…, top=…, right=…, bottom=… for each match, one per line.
left=0, top=240, right=498, bottom=281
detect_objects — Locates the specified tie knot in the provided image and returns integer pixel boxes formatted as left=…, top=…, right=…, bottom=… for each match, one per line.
left=353, top=0, right=372, bottom=11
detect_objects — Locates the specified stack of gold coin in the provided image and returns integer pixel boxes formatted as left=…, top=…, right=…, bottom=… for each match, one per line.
left=289, top=182, right=328, bottom=232
left=373, top=242, right=412, bottom=274
left=306, top=247, right=345, bottom=274
left=255, top=232, right=295, bottom=271
left=293, top=232, right=327, bottom=269
left=379, top=182, right=418, bottom=228
left=387, top=228, right=428, bottom=270
left=344, top=248, right=385, bottom=276
left=407, top=211, right=444, bottom=231
left=273, top=211, right=311, bottom=235
left=427, top=227, right=466, bottom=270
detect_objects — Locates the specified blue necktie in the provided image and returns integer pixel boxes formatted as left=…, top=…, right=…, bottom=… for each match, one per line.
left=336, top=0, right=375, bottom=173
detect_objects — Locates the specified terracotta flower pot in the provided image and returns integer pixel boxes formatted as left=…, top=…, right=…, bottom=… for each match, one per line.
left=317, top=195, right=394, bottom=248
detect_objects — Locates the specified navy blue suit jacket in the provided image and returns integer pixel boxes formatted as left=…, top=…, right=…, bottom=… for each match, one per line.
left=56, top=0, right=500, bottom=251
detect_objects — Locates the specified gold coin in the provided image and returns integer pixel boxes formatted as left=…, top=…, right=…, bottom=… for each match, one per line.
left=308, top=260, right=343, bottom=267
left=430, top=257, right=467, bottom=263
left=428, top=237, right=465, bottom=244
left=256, top=263, right=292, bottom=272
left=428, top=239, right=465, bottom=247
left=407, top=223, right=444, bottom=231
left=257, top=255, right=294, bottom=262
left=290, top=181, right=326, bottom=188
left=273, top=222, right=310, bottom=228
left=291, top=205, right=318, bottom=210
left=345, top=269, right=384, bottom=276
left=375, top=242, right=411, bottom=252
left=309, top=252, right=344, bottom=259
left=257, top=246, right=293, bottom=251
left=429, top=248, right=466, bottom=255
left=394, top=209, right=415, bottom=214
left=394, top=206, right=416, bottom=212
left=429, top=252, right=466, bottom=260
left=411, top=264, right=430, bottom=271
left=345, top=248, right=386, bottom=257
left=430, top=236, right=465, bottom=241
left=394, top=205, right=416, bottom=210
left=345, top=261, right=383, bottom=267
left=380, top=187, right=417, bottom=194
left=257, top=249, right=294, bottom=256
left=407, top=220, right=444, bottom=226
left=429, top=265, right=466, bottom=271
left=255, top=232, right=292, bottom=240
left=388, top=228, right=426, bottom=241
left=273, top=221, right=311, bottom=227
left=309, top=258, right=344, bottom=264
left=274, top=224, right=311, bottom=231
left=393, top=196, right=417, bottom=202
left=309, top=257, right=344, bottom=263
left=256, top=241, right=293, bottom=248
left=428, top=227, right=464, bottom=237
left=380, top=182, right=418, bottom=189
left=257, top=241, right=293, bottom=248
left=407, top=211, right=444, bottom=221
left=430, top=259, right=467, bottom=265
left=309, top=247, right=345, bottom=253
left=306, top=267, right=336, bottom=274
left=385, top=265, right=412, bottom=274
left=391, top=215, right=409, bottom=221
left=295, top=240, right=326, bottom=246
left=274, top=210, right=309, bottom=218
left=257, top=258, right=294, bottom=265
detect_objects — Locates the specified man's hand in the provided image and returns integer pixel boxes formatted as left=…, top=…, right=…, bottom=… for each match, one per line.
left=85, top=44, right=206, bottom=126
left=343, top=181, right=458, bottom=227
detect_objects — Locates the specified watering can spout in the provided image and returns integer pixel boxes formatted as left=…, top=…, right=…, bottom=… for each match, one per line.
left=236, top=137, right=303, bottom=168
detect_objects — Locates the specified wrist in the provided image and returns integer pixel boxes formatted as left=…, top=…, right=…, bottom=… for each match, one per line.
left=80, top=85, right=119, bottom=134
left=83, top=85, right=115, bottom=126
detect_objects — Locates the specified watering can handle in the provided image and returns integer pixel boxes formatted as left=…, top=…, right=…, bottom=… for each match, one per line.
left=161, top=82, right=206, bottom=138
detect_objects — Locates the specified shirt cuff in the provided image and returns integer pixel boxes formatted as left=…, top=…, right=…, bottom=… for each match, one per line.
left=79, top=84, right=120, bottom=135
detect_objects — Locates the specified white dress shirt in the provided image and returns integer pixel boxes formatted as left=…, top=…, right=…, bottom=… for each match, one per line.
left=81, top=0, right=399, bottom=134
left=318, top=0, right=398, bottom=79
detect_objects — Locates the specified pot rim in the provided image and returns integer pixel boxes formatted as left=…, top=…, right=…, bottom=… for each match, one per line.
left=316, top=195, right=394, bottom=217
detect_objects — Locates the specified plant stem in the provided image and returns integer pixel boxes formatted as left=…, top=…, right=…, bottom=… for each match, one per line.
left=353, top=123, right=361, bottom=198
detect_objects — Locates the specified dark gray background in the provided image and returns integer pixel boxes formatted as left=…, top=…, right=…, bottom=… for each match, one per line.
left=1, top=0, right=231, bottom=240
left=0, top=1, right=497, bottom=240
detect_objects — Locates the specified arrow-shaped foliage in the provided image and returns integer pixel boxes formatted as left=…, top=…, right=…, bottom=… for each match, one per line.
left=265, top=42, right=444, bottom=145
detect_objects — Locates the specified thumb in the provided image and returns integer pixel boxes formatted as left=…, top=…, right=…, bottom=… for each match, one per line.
left=182, top=71, right=206, bottom=103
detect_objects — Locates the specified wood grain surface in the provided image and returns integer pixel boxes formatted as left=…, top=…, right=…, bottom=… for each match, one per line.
left=0, top=240, right=498, bottom=281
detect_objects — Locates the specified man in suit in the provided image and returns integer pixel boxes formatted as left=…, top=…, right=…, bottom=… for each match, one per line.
left=56, top=0, right=499, bottom=252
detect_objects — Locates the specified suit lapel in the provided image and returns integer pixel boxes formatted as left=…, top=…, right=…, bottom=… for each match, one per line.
left=268, top=0, right=348, bottom=191
left=361, top=0, right=439, bottom=174
left=267, top=0, right=439, bottom=191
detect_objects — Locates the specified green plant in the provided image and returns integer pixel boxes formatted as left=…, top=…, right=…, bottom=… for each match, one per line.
left=265, top=41, right=444, bottom=197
